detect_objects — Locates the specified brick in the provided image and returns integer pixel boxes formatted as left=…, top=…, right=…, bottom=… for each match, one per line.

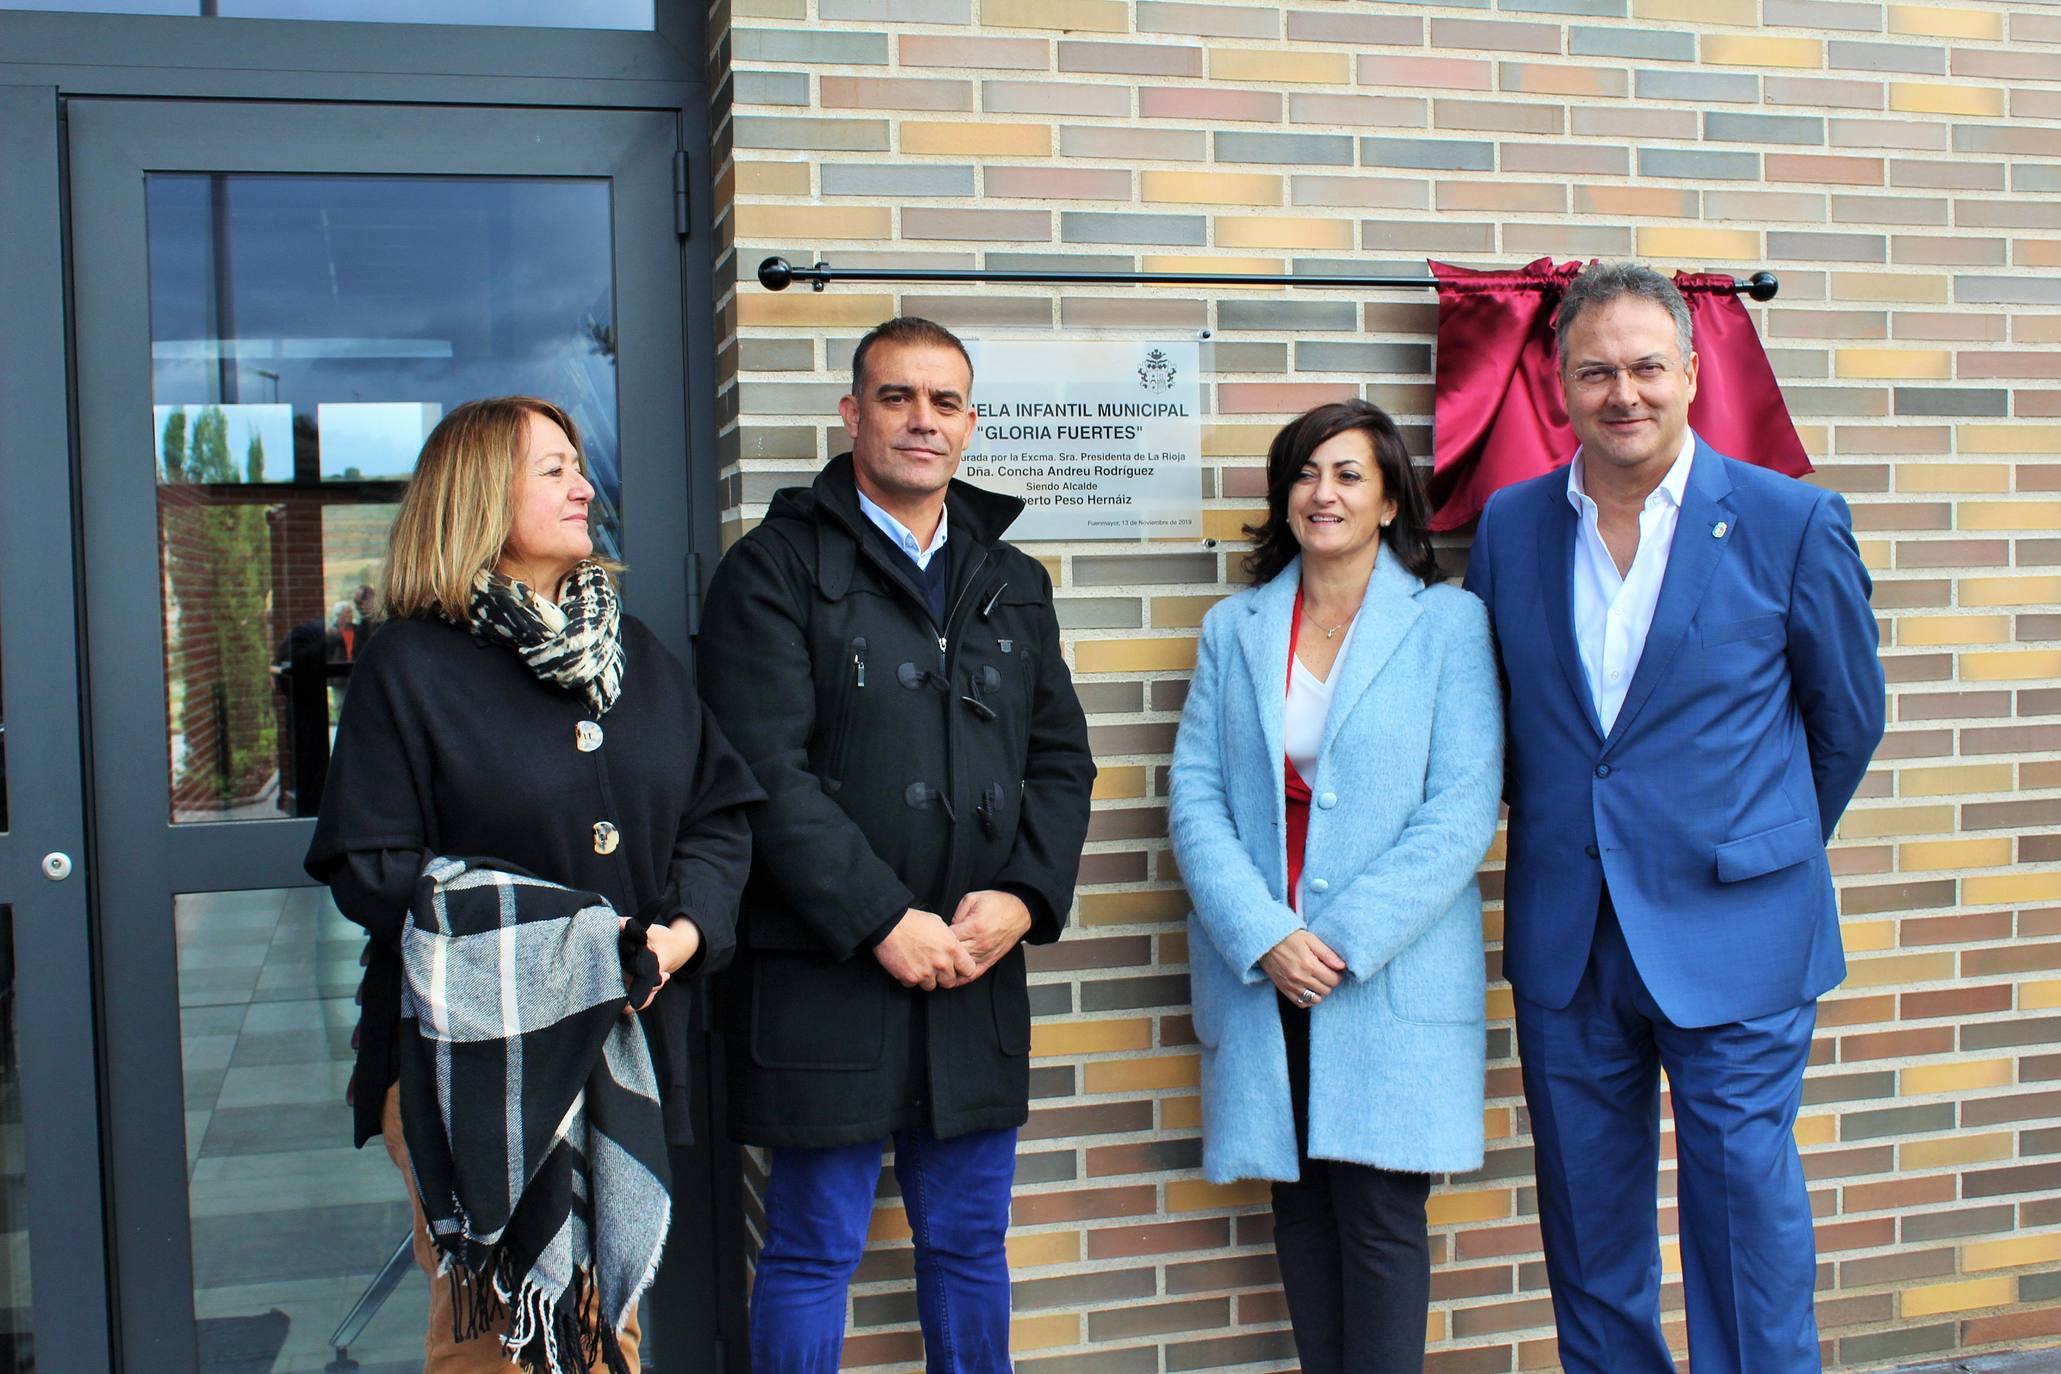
left=1210, top=47, right=1348, bottom=83
left=1828, top=39, right=1945, bottom=75
left=1135, top=0, right=1279, bottom=37
left=1215, top=131, right=1353, bottom=166
left=1838, top=193, right=1945, bottom=225
left=985, top=79, right=1126, bottom=116
left=1765, top=0, right=1881, bottom=28
left=1765, top=75, right=1885, bottom=109
left=1057, top=39, right=1200, bottom=76
left=1571, top=24, right=1696, bottom=59
left=820, top=0, right=968, bottom=17
left=1903, top=1275, right=2015, bottom=1316
left=821, top=163, right=974, bottom=197
left=1574, top=105, right=1700, bottom=138
left=1059, top=211, right=1205, bottom=247
left=1635, top=68, right=1759, bottom=103
left=1706, top=190, right=1826, bottom=222
left=1633, top=0, right=1756, bottom=23
left=901, top=207, right=1047, bottom=241
left=1286, top=10, right=1422, bottom=44
left=1349, top=54, right=1493, bottom=94
left=1500, top=61, right=1630, bottom=97
left=1213, top=215, right=1351, bottom=250
left=1707, top=111, right=1826, bottom=145
left=1433, top=98, right=1564, bottom=135
left=1702, top=34, right=1824, bottom=66
left=982, top=167, right=1130, bottom=201
left=1217, top=301, right=1359, bottom=333
left=1057, top=125, right=1198, bottom=161
left=1830, top=115, right=1948, bottom=151
left=1289, top=175, right=1428, bottom=210
left=901, top=33, right=1046, bottom=67
left=1430, top=16, right=1562, bottom=52
left=905, top=121, right=1050, bottom=156
left=1362, top=138, right=1497, bottom=172
left=1773, top=230, right=1887, bottom=261
left=1635, top=226, right=1761, bottom=261
left=1890, top=2, right=2002, bottom=38
left=736, top=70, right=810, bottom=106
left=736, top=115, right=891, bottom=152
left=981, top=0, right=1129, bottom=30
left=1768, top=153, right=1885, bottom=186
left=1141, top=171, right=1279, bottom=206
left=1638, top=147, right=1760, bottom=181
left=1890, top=81, right=2005, bottom=116
left=1290, top=92, right=1427, bottom=128
left=734, top=28, right=890, bottom=63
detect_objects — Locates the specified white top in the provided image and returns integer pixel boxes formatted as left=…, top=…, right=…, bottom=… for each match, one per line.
left=1565, top=431, right=1696, bottom=735
left=1287, top=610, right=1358, bottom=913
left=856, top=486, right=949, bottom=571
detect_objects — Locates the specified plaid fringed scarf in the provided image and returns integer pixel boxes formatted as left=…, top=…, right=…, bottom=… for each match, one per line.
left=397, top=857, right=670, bottom=1374
left=468, top=560, right=624, bottom=718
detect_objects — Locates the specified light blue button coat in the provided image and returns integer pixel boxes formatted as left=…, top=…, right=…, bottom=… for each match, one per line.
left=1168, top=551, right=1504, bottom=1181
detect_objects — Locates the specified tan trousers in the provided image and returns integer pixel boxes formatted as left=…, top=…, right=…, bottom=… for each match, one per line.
left=380, top=1084, right=643, bottom=1373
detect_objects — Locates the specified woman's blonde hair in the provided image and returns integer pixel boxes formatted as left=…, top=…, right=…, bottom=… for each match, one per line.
left=381, top=396, right=582, bottom=620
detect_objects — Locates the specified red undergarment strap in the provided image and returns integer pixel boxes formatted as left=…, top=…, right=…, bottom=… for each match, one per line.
left=1285, top=583, right=1313, bottom=912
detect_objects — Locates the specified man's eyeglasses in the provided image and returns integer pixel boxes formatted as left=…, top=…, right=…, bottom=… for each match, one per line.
left=1569, top=359, right=1679, bottom=391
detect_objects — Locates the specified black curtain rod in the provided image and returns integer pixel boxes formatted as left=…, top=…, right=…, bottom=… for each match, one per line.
left=757, top=256, right=1782, bottom=301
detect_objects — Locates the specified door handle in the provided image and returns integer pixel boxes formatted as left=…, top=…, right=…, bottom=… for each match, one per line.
left=41, top=852, right=73, bottom=882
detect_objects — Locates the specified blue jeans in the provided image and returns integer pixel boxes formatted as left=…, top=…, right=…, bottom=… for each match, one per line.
left=750, top=1125, right=1019, bottom=1374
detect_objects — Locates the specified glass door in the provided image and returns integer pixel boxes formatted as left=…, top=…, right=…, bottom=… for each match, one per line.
left=66, top=98, right=712, bottom=1372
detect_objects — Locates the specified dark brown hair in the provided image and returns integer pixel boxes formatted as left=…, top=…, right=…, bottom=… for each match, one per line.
left=850, top=316, right=974, bottom=395
left=1242, top=399, right=1444, bottom=588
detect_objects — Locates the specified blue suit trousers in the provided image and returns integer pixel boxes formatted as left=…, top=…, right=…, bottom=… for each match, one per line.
left=1515, top=892, right=1821, bottom=1374
left=750, top=1125, right=1019, bottom=1374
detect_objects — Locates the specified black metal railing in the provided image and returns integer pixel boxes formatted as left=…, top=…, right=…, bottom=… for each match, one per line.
left=756, top=256, right=1782, bottom=300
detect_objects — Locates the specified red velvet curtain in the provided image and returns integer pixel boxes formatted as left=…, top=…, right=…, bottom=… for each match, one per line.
left=1426, top=257, right=1811, bottom=532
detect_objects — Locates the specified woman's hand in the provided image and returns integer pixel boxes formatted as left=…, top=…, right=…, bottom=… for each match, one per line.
left=619, top=916, right=705, bottom=1014
left=650, top=916, right=704, bottom=976
left=1260, top=929, right=1346, bottom=1009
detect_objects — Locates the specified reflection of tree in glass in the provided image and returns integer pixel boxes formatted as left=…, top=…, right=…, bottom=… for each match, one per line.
left=160, top=405, right=279, bottom=814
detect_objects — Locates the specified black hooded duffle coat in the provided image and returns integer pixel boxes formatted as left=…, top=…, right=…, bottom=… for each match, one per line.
left=698, top=456, right=1095, bottom=1147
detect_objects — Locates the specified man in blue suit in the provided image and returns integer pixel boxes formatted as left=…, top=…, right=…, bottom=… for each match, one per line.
left=1463, top=261, right=1884, bottom=1374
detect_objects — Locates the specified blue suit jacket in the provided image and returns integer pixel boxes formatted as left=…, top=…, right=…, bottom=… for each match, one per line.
left=1463, top=437, right=1885, bottom=1028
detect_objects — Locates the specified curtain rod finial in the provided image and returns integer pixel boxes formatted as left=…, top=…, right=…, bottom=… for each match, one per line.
left=758, top=256, right=795, bottom=292
left=1745, top=271, right=1779, bottom=302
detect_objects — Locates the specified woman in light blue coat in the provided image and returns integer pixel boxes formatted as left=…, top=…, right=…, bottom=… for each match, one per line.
left=1169, top=400, right=1503, bottom=1374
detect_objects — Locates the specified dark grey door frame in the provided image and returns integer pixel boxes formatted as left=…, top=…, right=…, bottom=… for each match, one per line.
left=65, top=94, right=723, bottom=1373
left=0, top=82, right=119, bottom=1374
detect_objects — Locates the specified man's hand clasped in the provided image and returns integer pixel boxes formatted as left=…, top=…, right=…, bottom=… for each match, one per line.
left=874, top=889, right=1033, bottom=991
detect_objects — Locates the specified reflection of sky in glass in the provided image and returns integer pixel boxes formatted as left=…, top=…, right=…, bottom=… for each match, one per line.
left=0, top=0, right=652, bottom=26
left=145, top=175, right=621, bottom=557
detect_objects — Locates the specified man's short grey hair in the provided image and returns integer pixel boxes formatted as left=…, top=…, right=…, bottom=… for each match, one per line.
left=1554, top=261, right=1694, bottom=370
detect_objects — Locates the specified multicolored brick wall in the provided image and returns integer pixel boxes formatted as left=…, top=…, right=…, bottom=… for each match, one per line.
left=702, top=0, right=2061, bottom=1366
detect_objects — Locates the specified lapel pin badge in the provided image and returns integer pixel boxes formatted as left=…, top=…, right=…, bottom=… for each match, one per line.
left=1712, top=520, right=1729, bottom=539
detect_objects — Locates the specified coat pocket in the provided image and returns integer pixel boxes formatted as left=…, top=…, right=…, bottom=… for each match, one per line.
left=1700, top=613, right=1783, bottom=646
left=1714, top=815, right=1821, bottom=883
left=1383, top=907, right=1486, bottom=1026
left=822, top=636, right=868, bottom=793
left=749, top=954, right=885, bottom=1070
left=988, top=950, right=1031, bottom=1057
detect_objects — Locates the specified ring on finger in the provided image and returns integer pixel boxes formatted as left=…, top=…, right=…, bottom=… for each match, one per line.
left=1296, top=987, right=1317, bottom=1007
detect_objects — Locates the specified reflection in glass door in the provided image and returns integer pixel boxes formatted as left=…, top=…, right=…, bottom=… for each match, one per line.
left=145, top=176, right=619, bottom=823
left=176, top=887, right=420, bottom=1373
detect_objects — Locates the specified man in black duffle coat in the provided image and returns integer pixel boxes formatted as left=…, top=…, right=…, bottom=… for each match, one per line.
left=699, top=316, right=1095, bottom=1374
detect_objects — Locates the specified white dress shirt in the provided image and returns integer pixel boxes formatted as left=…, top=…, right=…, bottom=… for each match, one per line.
left=1566, top=431, right=1697, bottom=735
left=856, top=486, right=949, bottom=571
